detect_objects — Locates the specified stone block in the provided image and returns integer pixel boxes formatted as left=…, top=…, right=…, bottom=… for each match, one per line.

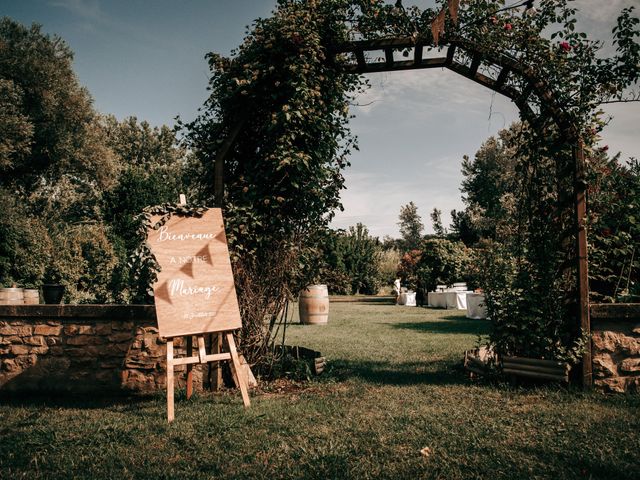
left=66, top=336, right=91, bottom=346
left=24, top=336, right=46, bottom=346
left=620, top=336, right=640, bottom=355
left=620, top=358, right=640, bottom=374
left=10, top=345, right=30, bottom=355
left=99, top=359, right=123, bottom=369
left=593, top=330, right=640, bottom=355
left=103, top=343, right=130, bottom=357
left=142, top=333, right=157, bottom=349
left=4, top=336, right=24, bottom=344
left=592, top=354, right=618, bottom=377
left=2, top=358, right=18, bottom=372
left=34, top=325, right=63, bottom=336
left=46, top=320, right=62, bottom=326
left=46, top=336, right=62, bottom=346
left=0, top=325, right=32, bottom=336
left=78, top=325, right=95, bottom=335
left=112, top=321, right=134, bottom=331
left=30, top=346, right=49, bottom=355
left=67, top=348, right=92, bottom=358
left=64, top=325, right=79, bottom=335
left=595, top=376, right=628, bottom=393
left=49, top=346, right=64, bottom=356
left=125, top=358, right=159, bottom=370
left=95, top=323, right=112, bottom=335
left=108, top=332, right=133, bottom=343
left=633, top=324, right=640, bottom=335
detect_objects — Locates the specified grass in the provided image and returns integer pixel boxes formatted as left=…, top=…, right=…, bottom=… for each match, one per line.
left=1, top=301, right=639, bottom=479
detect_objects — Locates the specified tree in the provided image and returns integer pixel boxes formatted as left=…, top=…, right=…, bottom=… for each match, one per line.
left=0, top=18, right=117, bottom=194
left=318, top=224, right=382, bottom=295
left=397, top=201, right=424, bottom=251
left=414, top=238, right=470, bottom=293
left=430, top=207, right=446, bottom=237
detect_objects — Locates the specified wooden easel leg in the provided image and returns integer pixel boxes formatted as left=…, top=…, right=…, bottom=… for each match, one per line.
left=211, top=333, right=223, bottom=390
left=226, top=333, right=250, bottom=407
left=186, top=336, right=193, bottom=400
left=167, top=339, right=175, bottom=422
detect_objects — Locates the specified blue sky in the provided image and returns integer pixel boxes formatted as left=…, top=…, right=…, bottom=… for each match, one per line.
left=3, top=0, right=638, bottom=237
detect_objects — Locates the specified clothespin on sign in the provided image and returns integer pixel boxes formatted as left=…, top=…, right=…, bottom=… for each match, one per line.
left=178, top=193, right=187, bottom=206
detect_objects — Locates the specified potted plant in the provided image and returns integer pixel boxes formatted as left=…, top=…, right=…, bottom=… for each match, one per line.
left=41, top=263, right=65, bottom=304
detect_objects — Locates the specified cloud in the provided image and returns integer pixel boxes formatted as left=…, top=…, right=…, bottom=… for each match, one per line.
left=353, top=68, right=493, bottom=118
left=331, top=162, right=466, bottom=238
left=50, top=0, right=105, bottom=23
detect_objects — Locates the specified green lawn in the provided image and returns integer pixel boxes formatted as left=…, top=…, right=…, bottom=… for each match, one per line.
left=1, top=301, right=638, bottom=479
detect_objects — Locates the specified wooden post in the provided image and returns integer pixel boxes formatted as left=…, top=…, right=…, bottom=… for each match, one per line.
left=211, top=333, right=223, bottom=390
left=167, top=339, right=175, bottom=422
left=574, top=138, right=592, bottom=387
left=186, top=336, right=193, bottom=400
left=226, top=332, right=251, bottom=408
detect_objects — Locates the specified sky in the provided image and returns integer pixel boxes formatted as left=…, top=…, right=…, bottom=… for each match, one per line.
left=2, top=0, right=639, bottom=238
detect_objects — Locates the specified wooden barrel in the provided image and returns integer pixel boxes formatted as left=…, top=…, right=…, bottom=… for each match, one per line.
left=0, top=287, right=24, bottom=305
left=23, top=289, right=40, bottom=305
left=299, top=285, right=329, bottom=325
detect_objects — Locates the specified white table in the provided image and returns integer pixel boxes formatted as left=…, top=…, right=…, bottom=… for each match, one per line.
left=397, top=291, right=416, bottom=306
left=428, top=291, right=472, bottom=310
left=466, top=293, right=487, bottom=319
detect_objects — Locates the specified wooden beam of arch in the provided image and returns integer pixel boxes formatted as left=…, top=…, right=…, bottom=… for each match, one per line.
left=330, top=36, right=577, bottom=139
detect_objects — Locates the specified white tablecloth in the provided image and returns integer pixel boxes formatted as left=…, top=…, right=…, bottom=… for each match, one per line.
left=428, top=291, right=472, bottom=309
left=466, top=293, right=487, bottom=319
left=397, top=291, right=416, bottom=306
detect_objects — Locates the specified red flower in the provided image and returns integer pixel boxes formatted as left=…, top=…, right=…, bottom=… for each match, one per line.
left=560, top=41, right=571, bottom=52
left=600, top=145, right=609, bottom=152
left=504, top=23, right=512, bottom=31
left=490, top=16, right=498, bottom=25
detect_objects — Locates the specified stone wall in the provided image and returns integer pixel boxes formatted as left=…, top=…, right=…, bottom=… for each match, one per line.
left=0, top=305, right=205, bottom=394
left=591, top=303, right=640, bottom=393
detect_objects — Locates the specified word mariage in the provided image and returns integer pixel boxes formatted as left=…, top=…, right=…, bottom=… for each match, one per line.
left=157, top=225, right=215, bottom=242
left=169, top=279, right=221, bottom=299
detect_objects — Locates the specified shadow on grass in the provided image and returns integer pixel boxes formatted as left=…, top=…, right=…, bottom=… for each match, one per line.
left=0, top=390, right=158, bottom=410
left=390, top=315, right=491, bottom=336
left=329, top=358, right=468, bottom=386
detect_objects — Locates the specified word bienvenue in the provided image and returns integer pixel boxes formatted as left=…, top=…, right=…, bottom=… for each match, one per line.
left=157, top=225, right=215, bottom=242
left=169, top=279, right=221, bottom=299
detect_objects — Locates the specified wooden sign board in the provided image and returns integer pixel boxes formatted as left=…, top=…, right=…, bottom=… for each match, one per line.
left=147, top=209, right=242, bottom=338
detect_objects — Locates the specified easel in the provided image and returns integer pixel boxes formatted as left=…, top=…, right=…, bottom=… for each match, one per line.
left=160, top=195, right=250, bottom=422
left=166, top=331, right=250, bottom=422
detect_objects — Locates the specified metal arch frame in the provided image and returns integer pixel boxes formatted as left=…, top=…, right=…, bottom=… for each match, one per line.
left=212, top=35, right=592, bottom=386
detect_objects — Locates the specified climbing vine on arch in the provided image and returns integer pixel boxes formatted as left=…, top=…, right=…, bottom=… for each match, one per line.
left=184, top=0, right=638, bottom=366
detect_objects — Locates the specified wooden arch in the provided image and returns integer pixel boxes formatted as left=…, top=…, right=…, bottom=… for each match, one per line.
left=213, top=36, right=592, bottom=386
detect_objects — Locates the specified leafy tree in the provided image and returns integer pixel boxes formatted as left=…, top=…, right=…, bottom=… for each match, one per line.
left=317, top=224, right=381, bottom=295
left=342, top=223, right=381, bottom=294
left=430, top=207, right=446, bottom=238
left=0, top=18, right=117, bottom=194
left=414, top=238, right=470, bottom=293
left=398, top=201, right=424, bottom=251
left=102, top=116, right=192, bottom=250
left=449, top=208, right=479, bottom=246
left=587, top=154, right=640, bottom=302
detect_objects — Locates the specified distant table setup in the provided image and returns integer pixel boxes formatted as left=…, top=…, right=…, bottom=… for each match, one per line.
left=395, top=283, right=488, bottom=319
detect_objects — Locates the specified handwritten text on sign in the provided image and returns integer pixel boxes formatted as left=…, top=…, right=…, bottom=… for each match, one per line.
left=147, top=209, right=241, bottom=338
